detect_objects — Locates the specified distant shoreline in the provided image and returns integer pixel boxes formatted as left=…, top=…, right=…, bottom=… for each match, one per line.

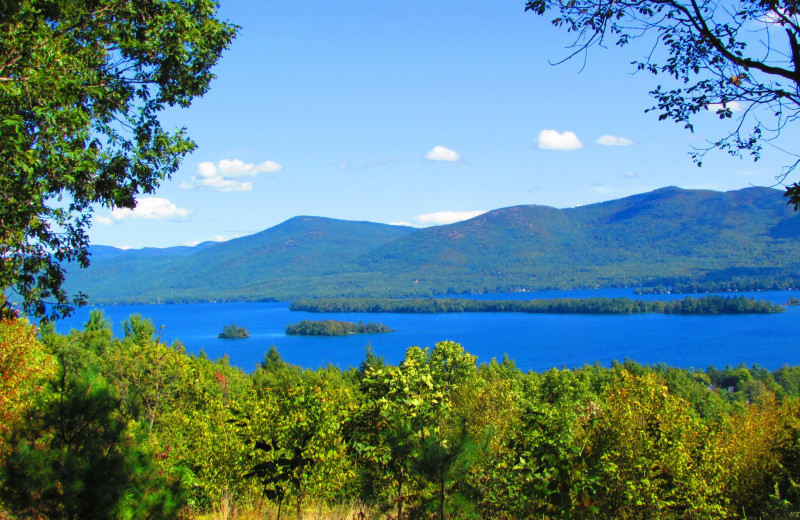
left=290, top=295, right=785, bottom=315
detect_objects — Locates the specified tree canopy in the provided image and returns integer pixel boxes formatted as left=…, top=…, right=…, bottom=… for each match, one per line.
left=526, top=0, right=800, bottom=205
left=0, top=0, right=237, bottom=319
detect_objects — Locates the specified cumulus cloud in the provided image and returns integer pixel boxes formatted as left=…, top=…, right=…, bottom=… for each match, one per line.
left=623, top=171, right=638, bottom=179
left=597, top=135, right=634, bottom=146
left=182, top=158, right=282, bottom=191
left=425, top=146, right=462, bottom=162
left=413, top=210, right=486, bottom=226
left=218, top=158, right=282, bottom=176
left=538, top=130, right=583, bottom=150
left=97, top=197, right=190, bottom=225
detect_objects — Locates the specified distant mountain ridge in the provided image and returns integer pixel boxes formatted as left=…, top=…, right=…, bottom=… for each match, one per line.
left=66, top=187, right=800, bottom=304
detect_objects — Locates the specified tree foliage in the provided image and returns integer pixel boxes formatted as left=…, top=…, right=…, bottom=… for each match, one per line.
left=525, top=0, right=800, bottom=203
left=0, top=0, right=237, bottom=319
left=0, top=318, right=55, bottom=453
left=292, top=294, right=785, bottom=314
left=9, top=314, right=800, bottom=518
left=0, top=369, right=185, bottom=519
left=286, top=319, right=394, bottom=336
left=218, top=323, right=250, bottom=339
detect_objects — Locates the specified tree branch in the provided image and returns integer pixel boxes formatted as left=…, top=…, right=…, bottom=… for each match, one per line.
left=686, top=0, right=798, bottom=83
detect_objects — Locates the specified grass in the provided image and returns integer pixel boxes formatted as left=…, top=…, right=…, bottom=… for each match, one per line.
left=193, top=497, right=372, bottom=520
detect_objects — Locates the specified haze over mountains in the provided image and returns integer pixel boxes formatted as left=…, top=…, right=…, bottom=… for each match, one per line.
left=66, top=187, right=800, bottom=304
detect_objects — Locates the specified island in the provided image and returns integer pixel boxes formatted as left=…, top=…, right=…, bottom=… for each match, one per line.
left=285, top=319, right=394, bottom=336
left=218, top=324, right=250, bottom=339
left=290, top=295, right=785, bottom=315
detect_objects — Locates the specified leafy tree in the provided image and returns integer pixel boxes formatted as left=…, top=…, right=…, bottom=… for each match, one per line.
left=587, top=370, right=722, bottom=519
left=0, top=369, right=185, bottom=519
left=106, top=314, right=190, bottom=433
left=0, top=0, right=237, bottom=319
left=239, top=378, right=354, bottom=518
left=526, top=0, right=800, bottom=203
left=0, top=317, right=55, bottom=453
left=347, top=341, right=479, bottom=519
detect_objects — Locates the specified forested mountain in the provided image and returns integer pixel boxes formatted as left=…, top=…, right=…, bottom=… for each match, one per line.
left=66, top=187, right=800, bottom=304
left=68, top=217, right=415, bottom=303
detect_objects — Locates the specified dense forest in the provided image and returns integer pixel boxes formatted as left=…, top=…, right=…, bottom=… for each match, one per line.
left=290, top=295, right=785, bottom=315
left=5, top=313, right=800, bottom=519
left=285, top=320, right=394, bottom=336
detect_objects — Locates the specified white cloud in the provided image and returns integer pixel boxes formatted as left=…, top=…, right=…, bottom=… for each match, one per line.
left=425, top=146, right=462, bottom=162
left=597, top=135, right=634, bottom=146
left=101, top=197, right=190, bottom=224
left=623, top=171, right=638, bottom=179
left=707, top=101, right=746, bottom=112
left=186, top=234, right=238, bottom=246
left=414, top=210, right=486, bottom=226
left=183, top=158, right=282, bottom=191
left=538, top=130, right=583, bottom=151
left=196, top=176, right=253, bottom=192
left=197, top=161, right=219, bottom=178
left=218, top=158, right=282, bottom=176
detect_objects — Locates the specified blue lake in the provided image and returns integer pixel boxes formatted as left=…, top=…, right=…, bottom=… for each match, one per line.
left=53, top=289, right=800, bottom=373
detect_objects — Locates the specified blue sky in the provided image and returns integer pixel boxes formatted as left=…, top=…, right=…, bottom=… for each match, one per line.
left=88, top=0, right=796, bottom=249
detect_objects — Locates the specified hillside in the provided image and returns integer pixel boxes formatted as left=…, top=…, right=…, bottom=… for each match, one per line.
left=65, top=187, right=800, bottom=304
left=69, top=217, right=415, bottom=303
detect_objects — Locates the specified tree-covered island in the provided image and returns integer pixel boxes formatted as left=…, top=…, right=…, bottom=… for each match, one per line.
left=290, top=295, right=785, bottom=315
left=218, top=324, right=250, bottom=339
left=285, top=319, right=394, bottom=336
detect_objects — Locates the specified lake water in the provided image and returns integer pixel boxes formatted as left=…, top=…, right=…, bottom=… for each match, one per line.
left=53, top=289, right=800, bottom=373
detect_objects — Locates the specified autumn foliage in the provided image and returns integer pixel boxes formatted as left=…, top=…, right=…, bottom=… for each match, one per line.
left=0, top=318, right=54, bottom=450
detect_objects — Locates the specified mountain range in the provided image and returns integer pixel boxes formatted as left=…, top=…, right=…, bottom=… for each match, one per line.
left=65, top=186, right=800, bottom=304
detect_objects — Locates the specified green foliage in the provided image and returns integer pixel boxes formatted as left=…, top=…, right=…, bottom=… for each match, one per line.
left=292, top=294, right=785, bottom=314
left=0, top=318, right=56, bottom=453
left=346, top=341, right=479, bottom=519
left=586, top=371, right=718, bottom=518
left=0, top=0, right=237, bottom=319
left=218, top=324, right=250, bottom=339
left=107, top=314, right=190, bottom=433
left=240, top=361, right=357, bottom=518
left=9, top=314, right=800, bottom=518
left=286, top=319, right=394, bottom=336
left=0, top=369, right=184, bottom=519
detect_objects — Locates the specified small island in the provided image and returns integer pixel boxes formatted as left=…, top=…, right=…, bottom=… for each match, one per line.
left=218, top=324, right=250, bottom=339
left=285, top=319, right=394, bottom=336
